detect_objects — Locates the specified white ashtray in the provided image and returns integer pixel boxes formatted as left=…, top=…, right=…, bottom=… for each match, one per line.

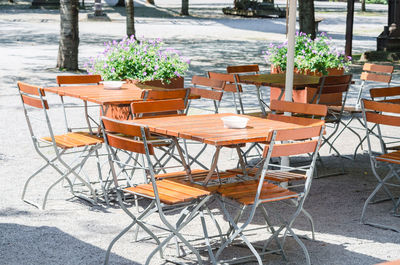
left=221, top=116, right=249, bottom=129
left=101, top=81, right=125, bottom=90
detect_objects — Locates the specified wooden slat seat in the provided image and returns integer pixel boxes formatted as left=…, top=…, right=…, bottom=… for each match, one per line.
left=217, top=180, right=299, bottom=205
left=41, top=132, right=103, bottom=149
left=328, top=105, right=362, bottom=113
left=375, top=150, right=400, bottom=165
left=155, top=169, right=237, bottom=182
left=123, top=179, right=210, bottom=205
left=227, top=168, right=306, bottom=182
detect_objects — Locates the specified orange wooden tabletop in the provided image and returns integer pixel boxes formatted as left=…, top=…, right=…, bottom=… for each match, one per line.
left=239, top=73, right=321, bottom=88
left=44, top=83, right=199, bottom=104
left=131, top=113, right=324, bottom=146
left=44, top=83, right=149, bottom=105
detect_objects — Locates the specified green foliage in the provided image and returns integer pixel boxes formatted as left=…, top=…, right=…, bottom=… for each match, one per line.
left=365, top=0, right=387, bottom=4
left=263, top=32, right=351, bottom=75
left=85, top=36, right=190, bottom=82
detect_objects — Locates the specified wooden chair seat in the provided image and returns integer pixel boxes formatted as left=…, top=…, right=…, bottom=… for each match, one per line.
left=227, top=168, right=305, bottom=182
left=376, top=150, right=400, bottom=165
left=244, top=112, right=269, bottom=118
left=217, top=180, right=299, bottom=205
left=329, top=105, right=362, bottom=113
left=123, top=179, right=210, bottom=205
left=155, top=169, right=237, bottom=181
left=41, top=132, right=103, bottom=149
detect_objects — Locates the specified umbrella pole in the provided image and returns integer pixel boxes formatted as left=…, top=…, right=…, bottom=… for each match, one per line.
left=282, top=0, right=297, bottom=171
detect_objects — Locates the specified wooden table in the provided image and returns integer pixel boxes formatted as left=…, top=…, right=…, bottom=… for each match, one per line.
left=236, top=73, right=321, bottom=116
left=132, top=113, right=323, bottom=185
left=238, top=73, right=321, bottom=88
left=43, top=83, right=145, bottom=105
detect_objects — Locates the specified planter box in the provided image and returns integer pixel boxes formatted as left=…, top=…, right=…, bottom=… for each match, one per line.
left=105, top=76, right=184, bottom=120
left=270, top=67, right=344, bottom=106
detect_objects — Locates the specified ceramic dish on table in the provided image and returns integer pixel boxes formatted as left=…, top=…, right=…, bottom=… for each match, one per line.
left=101, top=81, right=125, bottom=90
left=221, top=116, right=249, bottom=129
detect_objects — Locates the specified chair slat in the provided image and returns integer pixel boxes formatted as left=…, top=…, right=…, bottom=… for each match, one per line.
left=363, top=99, right=400, bottom=114
left=106, top=134, right=154, bottom=155
left=102, top=117, right=144, bottom=137
left=56, top=75, right=102, bottom=85
left=370, top=86, right=400, bottom=99
left=21, top=94, right=49, bottom=109
left=191, top=75, right=225, bottom=89
left=145, top=88, right=188, bottom=100
left=190, top=87, right=223, bottom=101
left=264, top=140, right=319, bottom=158
left=360, top=72, right=392, bottom=83
left=362, top=63, right=394, bottom=74
left=275, top=125, right=324, bottom=141
left=270, top=100, right=327, bottom=117
left=131, top=99, right=185, bottom=115
left=227, top=64, right=259, bottom=74
left=365, top=112, right=400, bottom=127
left=207, top=71, right=236, bottom=83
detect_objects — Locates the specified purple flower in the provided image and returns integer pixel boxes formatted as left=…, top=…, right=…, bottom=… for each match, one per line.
left=154, top=65, right=159, bottom=70
left=143, top=71, right=147, bottom=76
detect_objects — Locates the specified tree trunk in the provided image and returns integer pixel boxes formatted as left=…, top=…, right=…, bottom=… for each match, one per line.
left=126, top=0, right=136, bottom=38
left=361, top=0, right=366, bottom=12
left=57, top=0, right=79, bottom=70
left=181, top=0, right=189, bottom=16
left=298, top=0, right=316, bottom=39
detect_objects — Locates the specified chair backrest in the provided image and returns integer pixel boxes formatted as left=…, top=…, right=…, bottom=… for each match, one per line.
left=263, top=125, right=324, bottom=159
left=101, top=116, right=154, bottom=155
left=311, top=74, right=352, bottom=106
left=226, top=64, right=260, bottom=74
left=370, top=86, right=400, bottom=104
left=269, top=100, right=328, bottom=120
left=362, top=99, right=400, bottom=127
left=361, top=63, right=393, bottom=84
left=56, top=75, right=102, bottom=86
left=188, top=76, right=224, bottom=113
left=17, top=82, right=60, bottom=153
left=361, top=99, right=400, bottom=154
left=17, top=82, right=48, bottom=109
left=130, top=99, right=186, bottom=119
left=207, top=71, right=242, bottom=93
left=354, top=63, right=394, bottom=106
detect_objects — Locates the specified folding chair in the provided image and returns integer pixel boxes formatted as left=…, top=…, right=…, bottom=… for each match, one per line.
left=227, top=100, right=328, bottom=239
left=360, top=99, right=400, bottom=232
left=101, top=117, right=212, bottom=265
left=226, top=64, right=265, bottom=115
left=309, top=74, right=352, bottom=176
left=56, top=74, right=102, bottom=134
left=207, top=71, right=243, bottom=114
left=330, top=64, right=393, bottom=158
left=214, top=124, right=325, bottom=265
left=18, top=81, right=103, bottom=209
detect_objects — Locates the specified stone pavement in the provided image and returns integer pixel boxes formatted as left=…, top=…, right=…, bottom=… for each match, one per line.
left=0, top=0, right=400, bottom=264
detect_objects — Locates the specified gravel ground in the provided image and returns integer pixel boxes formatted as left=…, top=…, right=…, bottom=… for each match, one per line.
left=1, top=0, right=400, bottom=264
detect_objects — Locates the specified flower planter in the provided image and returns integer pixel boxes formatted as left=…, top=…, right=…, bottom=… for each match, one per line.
left=269, top=66, right=345, bottom=106
left=105, top=76, right=185, bottom=120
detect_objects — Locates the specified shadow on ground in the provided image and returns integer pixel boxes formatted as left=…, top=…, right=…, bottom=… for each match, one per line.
left=0, top=223, right=138, bottom=265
